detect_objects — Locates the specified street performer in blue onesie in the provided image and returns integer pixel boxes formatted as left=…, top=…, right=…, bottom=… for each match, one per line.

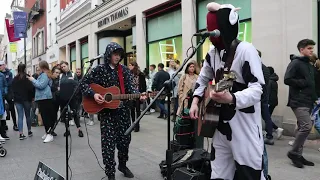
left=189, top=2, right=266, bottom=180
left=80, top=42, right=146, bottom=180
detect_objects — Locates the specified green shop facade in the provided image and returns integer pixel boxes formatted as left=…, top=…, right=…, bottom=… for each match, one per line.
left=145, top=0, right=252, bottom=68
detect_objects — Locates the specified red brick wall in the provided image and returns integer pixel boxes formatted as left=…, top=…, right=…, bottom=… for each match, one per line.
left=60, top=0, right=74, bottom=10
left=25, top=0, right=47, bottom=53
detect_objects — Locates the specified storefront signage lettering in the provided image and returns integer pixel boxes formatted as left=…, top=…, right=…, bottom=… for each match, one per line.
left=98, top=7, right=129, bottom=28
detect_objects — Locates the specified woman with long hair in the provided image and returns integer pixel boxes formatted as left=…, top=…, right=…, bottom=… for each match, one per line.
left=50, top=66, right=61, bottom=136
left=176, top=61, right=199, bottom=116
left=27, top=60, right=55, bottom=143
left=11, top=64, right=35, bottom=140
left=128, top=61, right=146, bottom=132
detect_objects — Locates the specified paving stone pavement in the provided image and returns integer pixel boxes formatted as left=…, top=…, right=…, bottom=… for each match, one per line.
left=0, top=114, right=320, bottom=180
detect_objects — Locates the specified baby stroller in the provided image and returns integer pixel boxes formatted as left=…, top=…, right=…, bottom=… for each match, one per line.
left=0, top=142, right=7, bottom=157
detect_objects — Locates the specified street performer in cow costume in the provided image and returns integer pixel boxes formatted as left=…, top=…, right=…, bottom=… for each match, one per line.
left=189, top=2, right=266, bottom=180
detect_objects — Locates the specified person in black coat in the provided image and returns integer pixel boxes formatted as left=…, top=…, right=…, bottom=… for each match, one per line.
left=11, top=64, right=35, bottom=139
left=267, top=66, right=279, bottom=115
left=50, top=66, right=61, bottom=136
left=128, top=61, right=146, bottom=132
left=152, top=63, right=170, bottom=118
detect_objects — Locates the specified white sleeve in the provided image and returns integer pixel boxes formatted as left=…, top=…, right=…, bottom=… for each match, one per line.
left=193, top=53, right=214, bottom=100
left=233, top=45, right=265, bottom=109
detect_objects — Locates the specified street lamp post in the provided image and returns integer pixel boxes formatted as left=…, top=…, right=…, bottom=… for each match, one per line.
left=13, top=6, right=39, bottom=65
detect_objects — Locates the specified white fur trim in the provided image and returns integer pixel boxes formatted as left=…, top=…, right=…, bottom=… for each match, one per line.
left=206, top=2, right=221, bottom=12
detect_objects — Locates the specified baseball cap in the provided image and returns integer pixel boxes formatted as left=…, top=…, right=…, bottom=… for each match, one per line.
left=0, top=61, right=5, bottom=65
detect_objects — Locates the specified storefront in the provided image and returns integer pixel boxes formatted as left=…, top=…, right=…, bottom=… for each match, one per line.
left=146, top=2, right=182, bottom=69
left=196, top=0, right=252, bottom=61
left=70, top=43, right=76, bottom=73
left=80, top=38, right=89, bottom=74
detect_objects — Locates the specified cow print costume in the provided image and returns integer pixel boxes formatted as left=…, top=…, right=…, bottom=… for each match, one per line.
left=81, top=42, right=138, bottom=179
left=193, top=3, right=266, bottom=180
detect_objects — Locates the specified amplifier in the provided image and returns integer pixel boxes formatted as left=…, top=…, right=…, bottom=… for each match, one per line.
left=172, top=167, right=206, bottom=180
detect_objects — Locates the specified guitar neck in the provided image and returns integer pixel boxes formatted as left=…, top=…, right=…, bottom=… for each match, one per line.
left=112, top=93, right=142, bottom=100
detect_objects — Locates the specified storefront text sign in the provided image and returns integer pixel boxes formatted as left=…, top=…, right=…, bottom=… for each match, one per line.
left=98, top=7, right=129, bottom=28
left=34, top=161, right=64, bottom=180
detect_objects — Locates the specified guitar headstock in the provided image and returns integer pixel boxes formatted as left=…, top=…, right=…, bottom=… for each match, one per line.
left=214, top=71, right=236, bottom=92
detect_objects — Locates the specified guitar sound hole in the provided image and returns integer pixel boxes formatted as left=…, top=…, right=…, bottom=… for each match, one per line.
left=105, top=94, right=112, bottom=102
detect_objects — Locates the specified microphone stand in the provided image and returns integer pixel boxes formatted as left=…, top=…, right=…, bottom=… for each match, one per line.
left=47, top=58, right=97, bottom=180
left=125, top=36, right=207, bottom=180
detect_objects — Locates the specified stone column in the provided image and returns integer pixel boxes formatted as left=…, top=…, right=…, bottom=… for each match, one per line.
left=66, top=44, right=70, bottom=64
left=76, top=39, right=81, bottom=68
left=135, top=12, right=147, bottom=70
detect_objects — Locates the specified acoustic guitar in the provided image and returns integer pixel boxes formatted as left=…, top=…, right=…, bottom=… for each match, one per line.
left=82, top=83, right=159, bottom=114
left=197, top=72, right=236, bottom=138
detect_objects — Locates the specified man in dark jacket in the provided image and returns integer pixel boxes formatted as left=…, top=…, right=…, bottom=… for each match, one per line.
left=284, top=39, right=317, bottom=168
left=152, top=63, right=170, bottom=119
left=59, top=61, right=83, bottom=138
left=0, top=63, right=17, bottom=131
left=267, top=66, right=279, bottom=115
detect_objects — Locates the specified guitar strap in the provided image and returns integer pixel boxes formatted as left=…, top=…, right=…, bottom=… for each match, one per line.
left=223, top=39, right=241, bottom=73
left=117, top=64, right=125, bottom=94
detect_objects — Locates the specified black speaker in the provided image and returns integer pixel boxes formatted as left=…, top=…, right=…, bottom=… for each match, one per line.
left=173, top=167, right=206, bottom=180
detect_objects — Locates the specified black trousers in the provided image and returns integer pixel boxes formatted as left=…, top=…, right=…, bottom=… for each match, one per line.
left=60, top=98, right=81, bottom=128
left=4, top=94, right=17, bottom=126
left=100, top=108, right=131, bottom=177
left=37, top=99, right=55, bottom=133
left=130, top=100, right=141, bottom=128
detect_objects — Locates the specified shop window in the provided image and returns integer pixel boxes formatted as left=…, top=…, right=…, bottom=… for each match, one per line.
left=81, top=42, right=89, bottom=74
left=148, top=36, right=182, bottom=69
left=70, top=47, right=76, bottom=73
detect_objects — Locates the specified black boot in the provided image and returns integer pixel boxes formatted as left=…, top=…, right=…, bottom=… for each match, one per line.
left=118, top=163, right=134, bottom=178
left=108, top=176, right=115, bottom=180
left=134, top=125, right=140, bottom=132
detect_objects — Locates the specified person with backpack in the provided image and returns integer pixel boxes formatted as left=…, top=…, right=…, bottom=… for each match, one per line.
left=59, top=61, right=83, bottom=138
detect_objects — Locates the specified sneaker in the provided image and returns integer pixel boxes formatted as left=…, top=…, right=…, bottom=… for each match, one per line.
left=43, top=134, right=54, bottom=143
left=288, top=140, right=294, bottom=146
left=150, top=109, right=155, bottom=113
left=275, top=128, right=284, bottom=139
left=42, top=134, right=47, bottom=140
left=78, top=130, right=84, bottom=137
left=0, top=135, right=5, bottom=142
left=318, top=148, right=320, bottom=152
left=264, top=138, right=274, bottom=145
left=69, top=120, right=75, bottom=126
left=87, top=120, right=94, bottom=126
left=28, top=131, right=33, bottom=137
left=1, top=134, right=9, bottom=140
left=19, top=134, right=27, bottom=140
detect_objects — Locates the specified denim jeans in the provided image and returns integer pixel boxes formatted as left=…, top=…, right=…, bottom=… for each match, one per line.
left=30, top=101, right=37, bottom=124
left=261, top=102, right=274, bottom=139
left=156, top=99, right=167, bottom=116
left=15, top=101, right=32, bottom=133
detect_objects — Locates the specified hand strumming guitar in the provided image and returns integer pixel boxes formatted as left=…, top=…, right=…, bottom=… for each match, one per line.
left=209, top=90, right=233, bottom=104
left=94, top=93, right=104, bottom=104
left=140, top=92, right=147, bottom=101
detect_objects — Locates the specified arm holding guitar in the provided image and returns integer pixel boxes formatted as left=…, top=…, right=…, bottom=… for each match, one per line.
left=80, top=66, right=98, bottom=98
left=233, top=45, right=264, bottom=109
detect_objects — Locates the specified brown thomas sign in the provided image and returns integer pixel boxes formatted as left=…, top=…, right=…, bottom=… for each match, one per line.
left=98, top=7, right=129, bottom=28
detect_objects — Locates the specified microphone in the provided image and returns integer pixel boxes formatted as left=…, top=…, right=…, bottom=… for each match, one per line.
left=193, top=29, right=220, bottom=38
left=86, top=54, right=104, bottom=63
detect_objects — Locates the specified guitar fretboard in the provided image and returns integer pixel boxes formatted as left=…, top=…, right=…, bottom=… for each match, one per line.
left=111, top=94, right=142, bottom=100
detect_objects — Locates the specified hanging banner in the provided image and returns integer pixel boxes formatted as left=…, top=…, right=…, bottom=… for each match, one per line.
left=9, top=43, right=17, bottom=53
left=5, top=19, right=20, bottom=42
left=13, top=11, right=27, bottom=38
